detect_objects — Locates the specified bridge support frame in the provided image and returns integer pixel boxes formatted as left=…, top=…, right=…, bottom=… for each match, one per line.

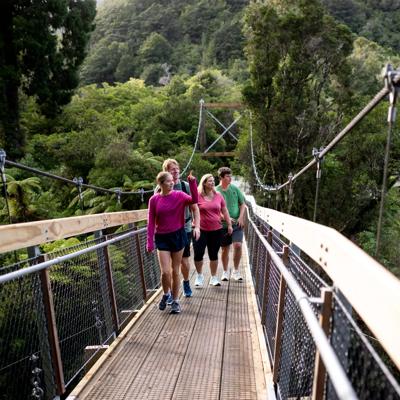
left=272, top=245, right=289, bottom=384
left=312, top=288, right=333, bottom=400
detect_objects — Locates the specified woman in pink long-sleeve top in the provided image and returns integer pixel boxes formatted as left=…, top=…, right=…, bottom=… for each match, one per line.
left=146, top=171, right=198, bottom=314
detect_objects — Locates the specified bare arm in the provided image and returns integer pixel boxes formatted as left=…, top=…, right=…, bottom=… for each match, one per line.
left=221, top=206, right=233, bottom=235
left=190, top=203, right=200, bottom=240
left=237, top=203, right=246, bottom=228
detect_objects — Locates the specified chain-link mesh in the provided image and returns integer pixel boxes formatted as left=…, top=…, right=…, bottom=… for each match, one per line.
left=327, top=294, right=400, bottom=400
left=0, top=224, right=161, bottom=399
left=245, top=202, right=400, bottom=399
left=107, top=229, right=145, bottom=325
left=0, top=259, right=56, bottom=400
left=46, top=237, right=114, bottom=385
left=138, top=229, right=160, bottom=292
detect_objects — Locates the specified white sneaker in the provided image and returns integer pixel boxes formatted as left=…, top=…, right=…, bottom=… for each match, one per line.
left=195, top=273, right=204, bottom=287
left=232, top=270, right=243, bottom=281
left=221, top=271, right=229, bottom=281
left=209, top=276, right=221, bottom=286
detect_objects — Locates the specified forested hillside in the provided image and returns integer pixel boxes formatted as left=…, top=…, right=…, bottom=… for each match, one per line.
left=81, top=0, right=248, bottom=85
left=322, top=0, right=400, bottom=53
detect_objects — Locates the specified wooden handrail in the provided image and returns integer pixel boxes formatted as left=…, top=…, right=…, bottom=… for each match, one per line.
left=0, top=210, right=147, bottom=254
left=251, top=198, right=400, bottom=371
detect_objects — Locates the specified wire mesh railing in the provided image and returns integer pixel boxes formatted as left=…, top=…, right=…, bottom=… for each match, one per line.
left=0, top=224, right=159, bottom=400
left=245, top=201, right=400, bottom=400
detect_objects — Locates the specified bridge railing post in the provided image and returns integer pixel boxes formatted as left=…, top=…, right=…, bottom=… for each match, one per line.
left=261, top=231, right=273, bottom=325
left=95, top=230, right=119, bottom=335
left=28, top=246, right=65, bottom=398
left=132, top=223, right=148, bottom=301
left=312, top=288, right=333, bottom=400
left=272, top=245, right=289, bottom=384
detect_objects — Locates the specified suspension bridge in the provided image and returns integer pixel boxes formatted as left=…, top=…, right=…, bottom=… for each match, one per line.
left=1, top=66, right=400, bottom=400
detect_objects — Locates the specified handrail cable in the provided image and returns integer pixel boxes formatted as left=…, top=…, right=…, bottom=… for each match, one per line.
left=181, top=99, right=204, bottom=176
left=3, top=159, right=154, bottom=196
left=247, top=214, right=358, bottom=400
left=0, top=227, right=146, bottom=284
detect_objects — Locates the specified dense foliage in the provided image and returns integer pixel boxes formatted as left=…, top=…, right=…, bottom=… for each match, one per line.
left=0, top=0, right=96, bottom=159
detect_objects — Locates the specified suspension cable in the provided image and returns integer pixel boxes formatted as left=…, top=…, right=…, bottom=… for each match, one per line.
left=376, top=67, right=399, bottom=256
left=249, top=112, right=276, bottom=192
left=3, top=158, right=154, bottom=196
left=181, top=99, right=203, bottom=176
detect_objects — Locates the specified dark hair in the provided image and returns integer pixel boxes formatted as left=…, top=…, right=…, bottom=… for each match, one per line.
left=218, top=167, right=232, bottom=178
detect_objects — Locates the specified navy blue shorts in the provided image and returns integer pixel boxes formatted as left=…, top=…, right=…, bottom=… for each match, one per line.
left=183, top=231, right=192, bottom=258
left=155, top=227, right=188, bottom=253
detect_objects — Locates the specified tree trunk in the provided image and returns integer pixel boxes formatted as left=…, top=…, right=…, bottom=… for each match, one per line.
left=0, top=0, right=24, bottom=159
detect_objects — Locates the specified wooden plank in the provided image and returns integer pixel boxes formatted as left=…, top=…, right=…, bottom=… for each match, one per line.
left=0, top=209, right=147, bottom=254
left=251, top=197, right=400, bottom=371
left=203, top=102, right=243, bottom=109
left=202, top=151, right=236, bottom=157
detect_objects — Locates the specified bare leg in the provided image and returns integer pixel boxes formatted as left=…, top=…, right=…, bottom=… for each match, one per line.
left=194, top=260, right=203, bottom=274
left=157, top=250, right=172, bottom=294
left=210, top=260, right=218, bottom=276
left=233, top=243, right=242, bottom=270
left=181, top=257, right=190, bottom=281
left=221, top=245, right=230, bottom=272
left=171, top=250, right=184, bottom=300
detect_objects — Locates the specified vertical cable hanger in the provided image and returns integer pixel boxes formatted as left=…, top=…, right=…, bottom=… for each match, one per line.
left=312, top=147, right=324, bottom=223
left=376, top=65, right=399, bottom=257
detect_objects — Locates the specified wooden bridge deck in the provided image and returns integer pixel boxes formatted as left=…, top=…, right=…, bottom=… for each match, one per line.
left=68, top=245, right=269, bottom=400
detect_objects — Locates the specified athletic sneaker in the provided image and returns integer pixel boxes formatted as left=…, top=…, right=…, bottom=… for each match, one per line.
left=159, top=293, right=172, bottom=310
left=209, top=276, right=221, bottom=286
left=221, top=271, right=229, bottom=281
left=170, top=300, right=181, bottom=314
left=166, top=293, right=173, bottom=305
left=232, top=270, right=243, bottom=281
left=195, top=273, right=204, bottom=287
left=183, top=280, right=193, bottom=297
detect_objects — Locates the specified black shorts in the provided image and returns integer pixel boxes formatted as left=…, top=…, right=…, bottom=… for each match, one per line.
left=183, top=231, right=192, bottom=258
left=193, top=229, right=222, bottom=262
left=155, top=227, right=188, bottom=253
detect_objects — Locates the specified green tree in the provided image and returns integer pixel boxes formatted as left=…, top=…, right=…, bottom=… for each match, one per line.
left=0, top=0, right=96, bottom=159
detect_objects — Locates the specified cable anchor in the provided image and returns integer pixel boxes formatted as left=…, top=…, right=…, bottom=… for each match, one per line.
left=30, top=354, right=44, bottom=400
left=73, top=177, right=84, bottom=202
left=115, top=188, right=121, bottom=205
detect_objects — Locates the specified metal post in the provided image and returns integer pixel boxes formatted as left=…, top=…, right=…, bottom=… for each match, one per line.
left=133, top=224, right=148, bottom=301
left=261, top=231, right=273, bottom=325
left=199, top=99, right=207, bottom=153
left=39, top=266, right=65, bottom=395
left=102, top=235, right=120, bottom=332
left=28, top=246, right=62, bottom=398
left=312, top=288, right=333, bottom=400
left=272, top=245, right=289, bottom=383
left=94, top=231, right=114, bottom=339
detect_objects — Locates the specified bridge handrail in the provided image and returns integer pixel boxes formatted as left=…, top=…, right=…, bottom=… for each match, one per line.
left=247, top=214, right=358, bottom=399
left=246, top=195, right=400, bottom=372
left=0, top=228, right=146, bottom=284
left=0, top=209, right=147, bottom=254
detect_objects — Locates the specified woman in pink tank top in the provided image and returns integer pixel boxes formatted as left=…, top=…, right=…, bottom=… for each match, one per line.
left=193, top=174, right=232, bottom=287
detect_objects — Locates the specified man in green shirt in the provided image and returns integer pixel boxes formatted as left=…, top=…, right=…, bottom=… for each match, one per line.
left=216, top=167, right=246, bottom=281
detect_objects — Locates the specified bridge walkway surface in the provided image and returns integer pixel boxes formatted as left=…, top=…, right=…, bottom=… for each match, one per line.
left=67, top=244, right=268, bottom=400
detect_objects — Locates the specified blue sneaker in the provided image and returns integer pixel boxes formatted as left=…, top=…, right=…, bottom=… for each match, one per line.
left=159, top=293, right=172, bottom=310
left=170, top=300, right=181, bottom=314
left=166, top=293, right=173, bottom=305
left=183, top=280, right=192, bottom=297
